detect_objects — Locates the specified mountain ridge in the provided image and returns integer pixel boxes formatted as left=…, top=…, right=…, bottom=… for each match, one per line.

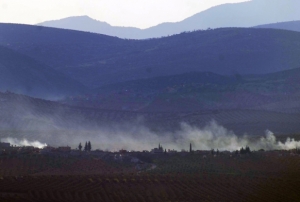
left=254, top=20, right=300, bottom=32
left=37, top=0, right=300, bottom=39
left=2, top=23, right=300, bottom=88
left=37, top=15, right=142, bottom=39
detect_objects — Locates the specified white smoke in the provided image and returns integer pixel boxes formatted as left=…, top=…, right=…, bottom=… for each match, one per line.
left=173, top=121, right=246, bottom=151
left=171, top=121, right=300, bottom=151
left=55, top=120, right=300, bottom=152
left=1, top=120, right=300, bottom=151
left=258, top=130, right=300, bottom=150
left=1, top=137, right=47, bottom=148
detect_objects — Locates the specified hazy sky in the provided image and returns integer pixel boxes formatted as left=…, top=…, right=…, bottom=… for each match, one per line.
left=0, top=0, right=248, bottom=29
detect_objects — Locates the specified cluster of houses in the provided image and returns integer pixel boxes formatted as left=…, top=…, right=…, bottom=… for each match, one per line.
left=0, top=142, right=39, bottom=155
left=0, top=141, right=200, bottom=157
left=0, top=141, right=234, bottom=156
left=0, top=142, right=74, bottom=156
left=2, top=141, right=299, bottom=158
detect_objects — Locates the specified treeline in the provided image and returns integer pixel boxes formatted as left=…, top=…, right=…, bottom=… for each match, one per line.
left=78, top=141, right=92, bottom=152
left=211, top=146, right=251, bottom=155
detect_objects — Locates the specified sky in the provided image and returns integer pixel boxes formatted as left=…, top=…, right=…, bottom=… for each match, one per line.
left=0, top=0, right=248, bottom=29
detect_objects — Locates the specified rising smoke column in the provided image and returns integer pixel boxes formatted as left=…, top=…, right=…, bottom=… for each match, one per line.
left=167, top=120, right=300, bottom=151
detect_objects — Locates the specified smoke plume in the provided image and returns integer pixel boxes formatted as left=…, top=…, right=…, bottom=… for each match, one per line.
left=33, top=120, right=300, bottom=152
left=1, top=137, right=47, bottom=148
left=1, top=120, right=300, bottom=152
left=172, top=121, right=300, bottom=151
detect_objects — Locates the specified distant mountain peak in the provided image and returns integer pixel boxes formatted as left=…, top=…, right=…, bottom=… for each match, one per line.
left=37, top=0, right=300, bottom=39
left=76, top=15, right=91, bottom=18
left=37, top=15, right=140, bottom=38
left=38, top=15, right=110, bottom=26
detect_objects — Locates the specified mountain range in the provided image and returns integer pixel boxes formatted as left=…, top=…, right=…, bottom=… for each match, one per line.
left=37, top=0, right=300, bottom=39
left=1, top=23, right=300, bottom=89
left=1, top=14, right=300, bottom=137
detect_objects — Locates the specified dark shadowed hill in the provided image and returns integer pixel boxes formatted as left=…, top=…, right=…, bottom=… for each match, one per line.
left=1, top=23, right=300, bottom=88
left=37, top=0, right=300, bottom=39
left=0, top=45, right=87, bottom=99
left=254, top=20, right=300, bottom=32
left=62, top=68, right=300, bottom=113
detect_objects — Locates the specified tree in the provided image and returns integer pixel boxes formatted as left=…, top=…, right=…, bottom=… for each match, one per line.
left=84, top=142, right=88, bottom=151
left=245, top=146, right=251, bottom=154
left=240, top=147, right=245, bottom=154
left=78, top=143, right=82, bottom=151
left=240, top=146, right=251, bottom=154
left=88, top=141, right=91, bottom=151
left=211, top=149, right=215, bottom=155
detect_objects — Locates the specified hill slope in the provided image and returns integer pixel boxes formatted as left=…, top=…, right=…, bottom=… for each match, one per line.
left=254, top=20, right=300, bottom=32
left=1, top=24, right=300, bottom=88
left=63, top=68, right=300, bottom=113
left=37, top=0, right=300, bottom=39
left=1, top=92, right=300, bottom=147
left=0, top=45, right=87, bottom=99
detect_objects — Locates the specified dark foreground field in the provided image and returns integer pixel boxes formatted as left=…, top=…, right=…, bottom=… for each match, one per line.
left=0, top=152, right=300, bottom=202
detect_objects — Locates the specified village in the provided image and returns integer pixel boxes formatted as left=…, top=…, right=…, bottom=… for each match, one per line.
left=1, top=141, right=299, bottom=160
left=0, top=140, right=299, bottom=174
left=0, top=140, right=299, bottom=202
left=0, top=141, right=193, bottom=157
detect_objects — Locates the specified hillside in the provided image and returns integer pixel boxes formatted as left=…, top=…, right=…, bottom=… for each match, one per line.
left=37, top=0, right=300, bottom=39
left=254, top=20, right=300, bottom=32
left=1, top=23, right=300, bottom=88
left=62, top=68, right=300, bottom=113
left=0, top=45, right=87, bottom=99
left=1, top=92, right=300, bottom=147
